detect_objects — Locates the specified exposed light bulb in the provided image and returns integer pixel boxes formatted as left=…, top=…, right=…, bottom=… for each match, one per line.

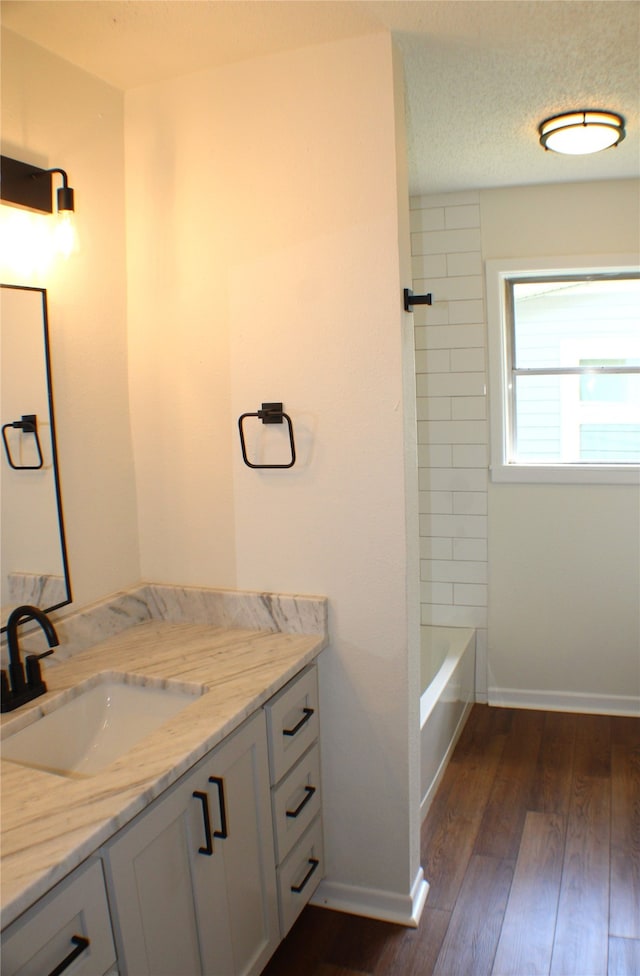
left=54, top=210, right=77, bottom=259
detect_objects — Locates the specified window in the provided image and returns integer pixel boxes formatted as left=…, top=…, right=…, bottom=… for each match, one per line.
left=486, top=255, right=640, bottom=484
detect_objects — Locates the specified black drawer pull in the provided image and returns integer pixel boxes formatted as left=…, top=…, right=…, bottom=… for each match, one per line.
left=290, top=857, right=320, bottom=894
left=282, top=707, right=314, bottom=737
left=286, top=785, right=316, bottom=819
left=209, top=776, right=229, bottom=839
left=193, top=790, right=214, bottom=855
left=47, top=935, right=90, bottom=976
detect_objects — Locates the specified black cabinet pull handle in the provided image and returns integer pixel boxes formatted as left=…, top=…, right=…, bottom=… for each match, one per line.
left=193, top=790, right=214, bottom=855
left=209, top=776, right=228, bottom=839
left=47, top=935, right=90, bottom=976
left=286, top=785, right=316, bottom=819
left=283, top=707, right=314, bottom=737
left=290, top=857, right=319, bottom=894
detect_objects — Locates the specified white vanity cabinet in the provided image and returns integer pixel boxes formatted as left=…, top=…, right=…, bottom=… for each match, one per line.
left=102, top=709, right=279, bottom=976
left=1, top=859, right=116, bottom=976
left=265, top=665, right=324, bottom=936
left=1, top=660, right=324, bottom=976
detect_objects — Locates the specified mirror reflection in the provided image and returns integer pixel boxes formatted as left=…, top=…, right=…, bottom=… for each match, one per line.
left=1, top=284, right=71, bottom=630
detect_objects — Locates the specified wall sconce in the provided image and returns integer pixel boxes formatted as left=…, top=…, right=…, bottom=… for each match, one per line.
left=0, top=155, right=76, bottom=213
left=538, top=110, right=625, bottom=155
left=1, top=155, right=77, bottom=263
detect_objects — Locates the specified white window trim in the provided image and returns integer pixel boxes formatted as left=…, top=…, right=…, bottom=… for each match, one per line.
left=486, top=253, right=640, bottom=485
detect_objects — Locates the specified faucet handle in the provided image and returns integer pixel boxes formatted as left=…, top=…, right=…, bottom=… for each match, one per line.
left=25, top=652, right=51, bottom=692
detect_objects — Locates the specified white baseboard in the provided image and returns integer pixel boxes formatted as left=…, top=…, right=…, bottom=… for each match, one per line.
left=488, top=686, right=640, bottom=717
left=310, top=866, right=429, bottom=928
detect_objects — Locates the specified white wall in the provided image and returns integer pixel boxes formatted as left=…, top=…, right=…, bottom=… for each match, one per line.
left=126, top=33, right=422, bottom=920
left=0, top=30, right=141, bottom=611
left=482, top=181, right=640, bottom=713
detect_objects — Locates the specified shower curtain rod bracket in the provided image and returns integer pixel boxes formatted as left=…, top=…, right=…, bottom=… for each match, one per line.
left=404, top=288, right=432, bottom=312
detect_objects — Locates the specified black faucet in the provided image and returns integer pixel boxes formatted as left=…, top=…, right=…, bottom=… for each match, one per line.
left=1, top=605, right=59, bottom=713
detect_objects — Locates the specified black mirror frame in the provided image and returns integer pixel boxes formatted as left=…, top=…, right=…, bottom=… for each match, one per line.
left=1, top=283, right=72, bottom=631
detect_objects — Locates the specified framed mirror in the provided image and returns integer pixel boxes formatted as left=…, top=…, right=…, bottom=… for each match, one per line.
left=1, top=283, right=71, bottom=630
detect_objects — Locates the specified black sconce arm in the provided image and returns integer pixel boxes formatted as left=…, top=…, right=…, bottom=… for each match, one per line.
left=46, top=168, right=74, bottom=213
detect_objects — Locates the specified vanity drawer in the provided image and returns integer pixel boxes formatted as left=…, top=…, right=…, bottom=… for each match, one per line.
left=1, top=859, right=116, bottom=976
left=272, top=743, right=321, bottom=863
left=277, top=816, right=324, bottom=938
left=266, top=665, right=319, bottom=784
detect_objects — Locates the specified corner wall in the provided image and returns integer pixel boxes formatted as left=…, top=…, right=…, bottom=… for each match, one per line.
left=126, top=32, right=423, bottom=922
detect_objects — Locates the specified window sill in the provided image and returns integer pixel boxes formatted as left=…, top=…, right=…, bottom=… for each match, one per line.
left=490, top=463, right=640, bottom=485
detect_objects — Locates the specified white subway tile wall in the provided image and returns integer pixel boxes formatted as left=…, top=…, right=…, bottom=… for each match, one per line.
left=410, top=192, right=489, bottom=697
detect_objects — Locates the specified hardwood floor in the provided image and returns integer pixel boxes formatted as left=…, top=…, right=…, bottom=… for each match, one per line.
left=261, top=705, right=640, bottom=976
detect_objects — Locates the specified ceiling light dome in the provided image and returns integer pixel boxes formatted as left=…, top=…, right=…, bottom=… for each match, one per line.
left=539, top=110, right=625, bottom=155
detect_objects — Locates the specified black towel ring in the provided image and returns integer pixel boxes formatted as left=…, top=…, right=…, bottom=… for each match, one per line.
left=1, top=414, right=44, bottom=470
left=238, top=402, right=296, bottom=469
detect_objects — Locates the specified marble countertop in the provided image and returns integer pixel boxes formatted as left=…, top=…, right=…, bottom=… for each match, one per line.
left=0, top=620, right=326, bottom=929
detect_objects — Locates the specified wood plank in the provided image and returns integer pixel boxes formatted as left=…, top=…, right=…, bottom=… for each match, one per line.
left=433, top=855, right=514, bottom=976
left=261, top=906, right=347, bottom=976
left=473, top=709, right=545, bottom=860
left=372, top=906, right=450, bottom=976
left=421, top=730, right=505, bottom=910
left=573, top=714, right=611, bottom=779
left=325, top=914, right=405, bottom=973
left=550, top=775, right=610, bottom=976
left=530, top=711, right=576, bottom=814
left=611, top=715, right=640, bottom=747
left=608, top=936, right=640, bottom=976
left=610, top=719, right=640, bottom=939
left=451, top=705, right=513, bottom=762
left=317, top=966, right=372, bottom=976
left=491, top=812, right=565, bottom=975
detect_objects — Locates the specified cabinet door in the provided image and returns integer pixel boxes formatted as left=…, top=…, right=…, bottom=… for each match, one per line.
left=197, top=711, right=279, bottom=976
left=103, top=764, right=210, bottom=976
left=104, top=709, right=278, bottom=976
left=1, top=859, right=116, bottom=976
left=196, top=710, right=279, bottom=976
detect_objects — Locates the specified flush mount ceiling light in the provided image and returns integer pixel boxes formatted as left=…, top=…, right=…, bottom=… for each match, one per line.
left=538, top=110, right=626, bottom=155
left=0, top=155, right=75, bottom=213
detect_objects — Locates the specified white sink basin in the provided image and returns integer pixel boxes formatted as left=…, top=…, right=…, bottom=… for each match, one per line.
left=1, top=674, right=203, bottom=778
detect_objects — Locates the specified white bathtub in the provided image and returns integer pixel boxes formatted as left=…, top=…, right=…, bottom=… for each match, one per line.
left=420, top=626, right=476, bottom=819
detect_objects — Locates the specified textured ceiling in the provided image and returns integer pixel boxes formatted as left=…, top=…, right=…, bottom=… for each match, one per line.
left=1, top=0, right=639, bottom=195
